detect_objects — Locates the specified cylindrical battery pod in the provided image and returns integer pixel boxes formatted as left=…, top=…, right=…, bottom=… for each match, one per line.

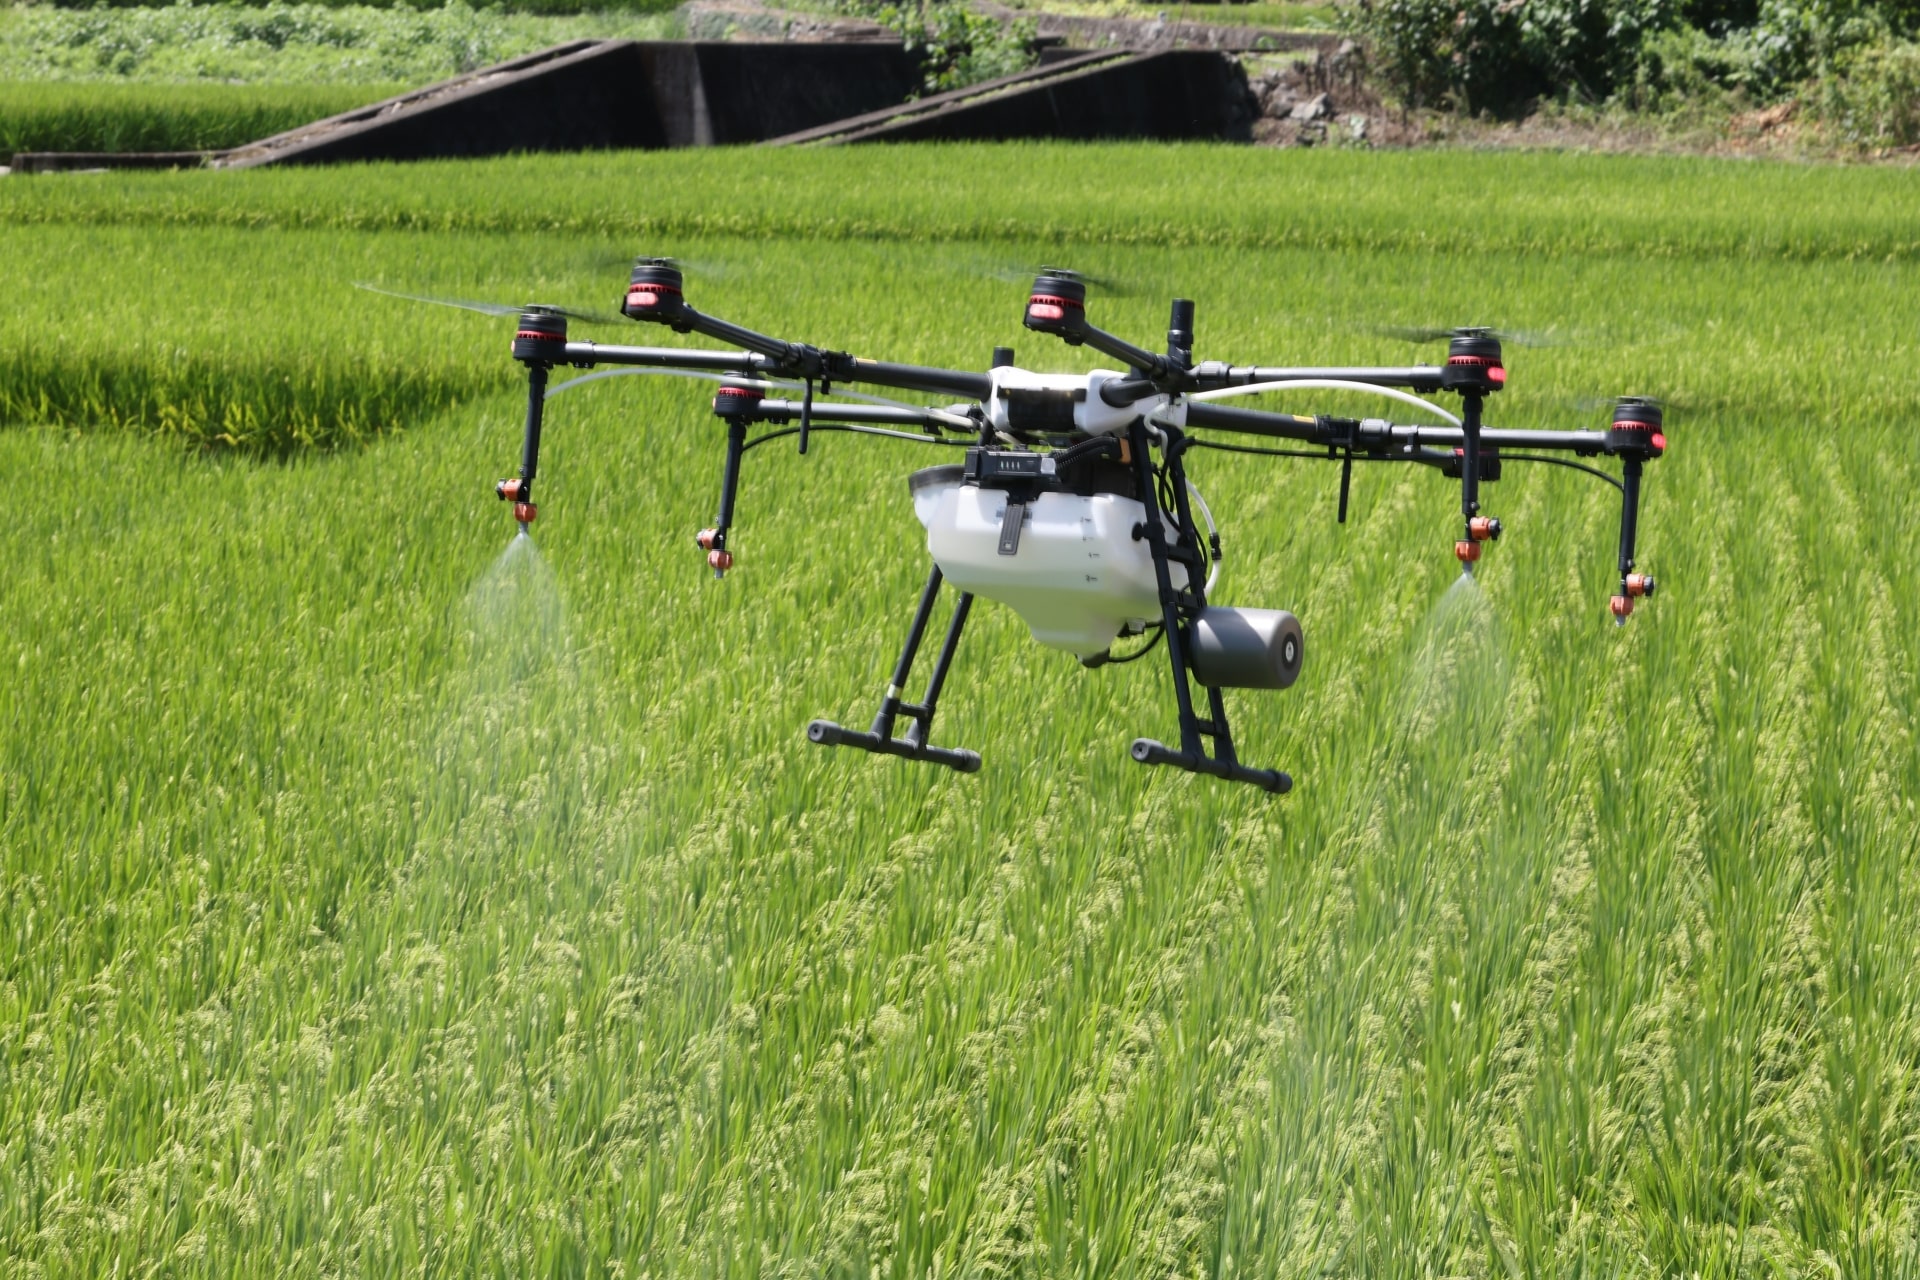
left=1187, top=607, right=1304, bottom=690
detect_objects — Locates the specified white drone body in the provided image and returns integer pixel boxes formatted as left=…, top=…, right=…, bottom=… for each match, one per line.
left=913, top=368, right=1190, bottom=660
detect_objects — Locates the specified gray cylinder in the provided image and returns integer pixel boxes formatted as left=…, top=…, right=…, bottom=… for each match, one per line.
left=1187, top=607, right=1304, bottom=690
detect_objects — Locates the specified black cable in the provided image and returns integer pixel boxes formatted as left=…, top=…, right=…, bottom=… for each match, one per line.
left=1104, top=626, right=1165, bottom=665
left=741, top=424, right=973, bottom=454
left=1188, top=440, right=1432, bottom=463
left=1186, top=439, right=1625, bottom=492
left=1497, top=454, right=1625, bottom=492
left=1188, top=441, right=1336, bottom=461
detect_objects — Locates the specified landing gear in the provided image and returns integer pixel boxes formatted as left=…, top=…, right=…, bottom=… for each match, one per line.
left=1122, top=418, right=1292, bottom=795
left=806, top=563, right=981, bottom=773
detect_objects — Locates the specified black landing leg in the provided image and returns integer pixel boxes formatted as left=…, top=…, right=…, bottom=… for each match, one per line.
left=1122, top=421, right=1291, bottom=795
left=807, top=563, right=981, bottom=773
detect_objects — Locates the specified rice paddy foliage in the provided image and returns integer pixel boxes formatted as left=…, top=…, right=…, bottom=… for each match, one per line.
left=3, top=143, right=1918, bottom=262
left=0, top=82, right=410, bottom=155
left=0, top=1, right=680, bottom=85
left=2, top=146, right=1919, bottom=1276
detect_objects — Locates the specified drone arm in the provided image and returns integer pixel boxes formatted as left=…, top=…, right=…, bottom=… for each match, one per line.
left=562, top=342, right=778, bottom=373
left=843, top=359, right=993, bottom=401
left=748, top=399, right=962, bottom=430
left=1189, top=401, right=1630, bottom=458
left=1079, top=322, right=1180, bottom=382
left=677, top=308, right=802, bottom=363
left=1184, top=401, right=1334, bottom=443
left=1191, top=363, right=1447, bottom=394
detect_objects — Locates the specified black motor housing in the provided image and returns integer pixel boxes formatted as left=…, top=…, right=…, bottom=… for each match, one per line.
left=1025, top=269, right=1088, bottom=343
left=1607, top=397, right=1665, bottom=457
left=1441, top=330, right=1505, bottom=393
left=512, top=309, right=567, bottom=364
left=625, top=257, right=689, bottom=325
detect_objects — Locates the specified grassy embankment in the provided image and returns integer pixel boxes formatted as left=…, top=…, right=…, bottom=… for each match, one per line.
left=0, top=82, right=410, bottom=156
left=2, top=146, right=1918, bottom=1276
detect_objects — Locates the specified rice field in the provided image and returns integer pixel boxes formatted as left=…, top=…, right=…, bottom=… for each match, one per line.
left=0, top=83, right=411, bottom=157
left=2, top=144, right=1918, bottom=1276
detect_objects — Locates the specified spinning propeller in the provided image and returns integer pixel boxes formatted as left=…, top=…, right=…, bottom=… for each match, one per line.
left=1375, top=323, right=1575, bottom=349
left=353, top=282, right=621, bottom=326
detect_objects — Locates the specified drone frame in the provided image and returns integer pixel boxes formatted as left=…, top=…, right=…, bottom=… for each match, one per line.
left=484, top=261, right=1666, bottom=795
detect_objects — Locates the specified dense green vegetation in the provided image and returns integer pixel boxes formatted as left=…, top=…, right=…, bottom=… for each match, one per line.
left=0, top=82, right=410, bottom=154
left=0, top=2, right=679, bottom=84
left=4, top=145, right=1919, bottom=1275
left=1352, top=0, right=1920, bottom=135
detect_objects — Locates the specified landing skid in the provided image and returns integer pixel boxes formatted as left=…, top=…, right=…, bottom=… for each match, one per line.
left=806, top=563, right=981, bottom=774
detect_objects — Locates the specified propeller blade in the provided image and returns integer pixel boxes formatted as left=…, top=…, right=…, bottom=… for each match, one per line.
left=354, top=282, right=619, bottom=325
left=945, top=253, right=1144, bottom=298
left=1372, top=323, right=1576, bottom=349
left=1569, top=393, right=1690, bottom=417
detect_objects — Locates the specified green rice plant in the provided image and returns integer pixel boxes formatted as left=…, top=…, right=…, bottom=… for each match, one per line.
left=2, top=147, right=1919, bottom=1276
left=4, top=144, right=1920, bottom=265
left=0, top=82, right=411, bottom=155
left=0, top=2, right=681, bottom=85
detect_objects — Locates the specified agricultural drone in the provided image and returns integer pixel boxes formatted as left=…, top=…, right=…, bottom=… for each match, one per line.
left=377, top=263, right=1666, bottom=795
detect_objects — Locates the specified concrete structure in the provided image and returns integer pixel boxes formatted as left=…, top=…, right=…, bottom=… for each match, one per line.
left=10, top=37, right=1258, bottom=173
left=769, top=49, right=1256, bottom=145
left=218, top=39, right=920, bottom=168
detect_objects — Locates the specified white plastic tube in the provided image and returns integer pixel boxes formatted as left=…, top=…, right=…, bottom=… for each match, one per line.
left=543, top=367, right=978, bottom=429
left=543, top=367, right=795, bottom=399
left=1190, top=378, right=1462, bottom=428
left=1186, top=480, right=1220, bottom=595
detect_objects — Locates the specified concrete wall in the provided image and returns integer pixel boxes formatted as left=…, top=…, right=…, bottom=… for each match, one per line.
left=772, top=49, right=1257, bottom=146
left=222, top=40, right=919, bottom=168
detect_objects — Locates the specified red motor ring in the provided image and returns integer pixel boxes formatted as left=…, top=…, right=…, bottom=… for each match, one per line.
left=1610, top=594, right=1633, bottom=618
left=708, top=548, right=734, bottom=574
left=1446, top=355, right=1507, bottom=384
left=1026, top=294, right=1080, bottom=322
left=513, top=502, right=537, bottom=524
left=712, top=385, right=764, bottom=418
left=1454, top=539, right=1482, bottom=563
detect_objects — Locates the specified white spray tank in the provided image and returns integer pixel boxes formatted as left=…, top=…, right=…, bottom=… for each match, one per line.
left=910, top=367, right=1303, bottom=685
left=914, top=465, right=1184, bottom=658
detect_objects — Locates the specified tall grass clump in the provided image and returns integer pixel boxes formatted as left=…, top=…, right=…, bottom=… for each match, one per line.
left=2, top=146, right=1919, bottom=1274
left=0, top=82, right=410, bottom=154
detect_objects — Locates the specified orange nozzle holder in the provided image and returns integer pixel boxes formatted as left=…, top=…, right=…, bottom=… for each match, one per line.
left=696, top=528, right=719, bottom=551
left=1454, top=539, right=1481, bottom=563
left=1468, top=516, right=1502, bottom=542
left=513, top=501, right=537, bottom=524
left=1625, top=573, right=1656, bottom=598
left=496, top=478, right=524, bottom=502
left=1610, top=594, right=1633, bottom=618
left=708, top=548, right=733, bottom=576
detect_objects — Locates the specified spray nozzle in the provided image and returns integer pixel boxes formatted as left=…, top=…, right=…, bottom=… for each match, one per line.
left=1468, top=516, right=1502, bottom=542
left=697, top=529, right=732, bottom=578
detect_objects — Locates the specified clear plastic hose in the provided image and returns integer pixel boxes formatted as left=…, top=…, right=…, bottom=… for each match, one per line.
left=1190, top=378, right=1462, bottom=427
